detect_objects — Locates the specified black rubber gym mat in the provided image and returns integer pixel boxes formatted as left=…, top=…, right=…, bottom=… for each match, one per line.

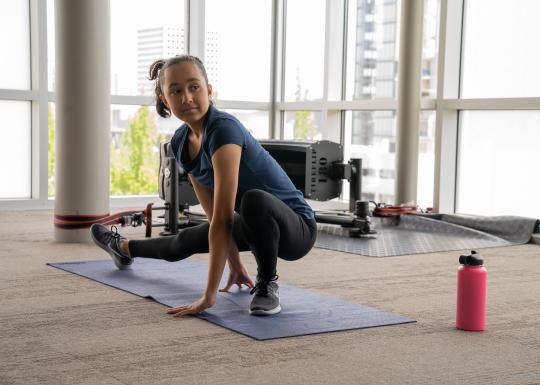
left=315, top=214, right=537, bottom=257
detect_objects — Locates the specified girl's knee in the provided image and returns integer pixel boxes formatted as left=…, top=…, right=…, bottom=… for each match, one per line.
left=240, top=189, right=272, bottom=221
left=241, top=189, right=268, bottom=208
left=278, top=253, right=304, bottom=262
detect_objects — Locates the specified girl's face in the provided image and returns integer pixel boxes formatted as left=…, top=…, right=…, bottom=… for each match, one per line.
left=160, top=61, right=213, bottom=128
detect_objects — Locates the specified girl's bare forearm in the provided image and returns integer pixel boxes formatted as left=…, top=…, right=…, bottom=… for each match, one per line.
left=205, top=221, right=233, bottom=299
left=227, top=239, right=243, bottom=270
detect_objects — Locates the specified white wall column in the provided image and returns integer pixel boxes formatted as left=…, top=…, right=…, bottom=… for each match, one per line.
left=54, top=0, right=110, bottom=242
left=395, top=0, right=424, bottom=205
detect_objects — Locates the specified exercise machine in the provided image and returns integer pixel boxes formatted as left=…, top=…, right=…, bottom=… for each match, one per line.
left=152, top=139, right=375, bottom=238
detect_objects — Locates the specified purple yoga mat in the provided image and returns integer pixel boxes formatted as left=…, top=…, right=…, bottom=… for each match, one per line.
left=48, top=258, right=415, bottom=340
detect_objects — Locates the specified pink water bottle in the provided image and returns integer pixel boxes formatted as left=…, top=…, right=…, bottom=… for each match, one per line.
left=456, top=250, right=487, bottom=331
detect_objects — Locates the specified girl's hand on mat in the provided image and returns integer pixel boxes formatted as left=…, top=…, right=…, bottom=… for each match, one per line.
left=219, top=266, right=255, bottom=292
left=167, top=295, right=215, bottom=317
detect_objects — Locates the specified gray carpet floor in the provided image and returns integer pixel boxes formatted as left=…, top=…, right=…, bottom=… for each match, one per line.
left=1, top=209, right=539, bottom=385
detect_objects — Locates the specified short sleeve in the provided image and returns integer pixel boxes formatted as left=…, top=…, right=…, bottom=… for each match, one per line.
left=207, top=118, right=246, bottom=157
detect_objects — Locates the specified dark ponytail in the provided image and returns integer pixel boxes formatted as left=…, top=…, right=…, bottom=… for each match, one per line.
left=148, top=59, right=169, bottom=118
left=148, top=55, right=211, bottom=118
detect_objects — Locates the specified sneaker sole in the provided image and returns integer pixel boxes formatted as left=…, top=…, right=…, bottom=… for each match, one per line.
left=249, top=304, right=282, bottom=316
left=90, top=226, right=132, bottom=270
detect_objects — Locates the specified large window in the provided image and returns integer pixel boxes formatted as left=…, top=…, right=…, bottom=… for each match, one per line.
left=109, top=1, right=186, bottom=196
left=0, top=2, right=30, bottom=90
left=0, top=1, right=440, bottom=209
left=13, top=0, right=540, bottom=220
left=448, top=0, right=540, bottom=218
left=111, top=0, right=186, bottom=96
left=343, top=0, right=402, bottom=203
left=344, top=111, right=396, bottom=203
left=461, top=0, right=540, bottom=98
left=110, top=105, right=180, bottom=196
left=457, top=111, right=540, bottom=217
left=345, top=0, right=400, bottom=101
left=283, top=0, right=326, bottom=101
left=421, top=0, right=440, bottom=98
left=223, top=110, right=270, bottom=139
left=48, top=0, right=187, bottom=95
left=284, top=111, right=323, bottom=140
left=205, top=0, right=272, bottom=101
left=0, top=101, right=31, bottom=199
left=0, top=2, right=31, bottom=200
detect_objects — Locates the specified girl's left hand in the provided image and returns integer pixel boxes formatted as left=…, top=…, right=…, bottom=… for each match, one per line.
left=219, top=265, right=255, bottom=292
left=167, top=295, right=216, bottom=317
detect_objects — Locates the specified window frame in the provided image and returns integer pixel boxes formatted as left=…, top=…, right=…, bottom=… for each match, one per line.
left=4, top=0, right=538, bottom=215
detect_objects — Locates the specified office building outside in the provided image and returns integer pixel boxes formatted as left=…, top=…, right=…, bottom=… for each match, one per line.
left=137, top=27, right=185, bottom=95
left=110, top=27, right=220, bottom=146
left=351, top=0, right=437, bottom=206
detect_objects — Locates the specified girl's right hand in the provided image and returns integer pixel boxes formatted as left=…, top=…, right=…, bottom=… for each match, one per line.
left=219, top=265, right=255, bottom=292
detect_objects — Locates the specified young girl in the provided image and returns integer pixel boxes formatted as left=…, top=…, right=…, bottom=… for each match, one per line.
left=91, top=55, right=317, bottom=316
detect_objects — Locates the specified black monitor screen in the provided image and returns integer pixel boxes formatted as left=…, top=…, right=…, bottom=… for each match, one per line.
left=266, top=149, right=306, bottom=194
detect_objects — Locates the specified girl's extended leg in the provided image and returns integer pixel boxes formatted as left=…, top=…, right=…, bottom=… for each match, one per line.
left=127, top=214, right=252, bottom=262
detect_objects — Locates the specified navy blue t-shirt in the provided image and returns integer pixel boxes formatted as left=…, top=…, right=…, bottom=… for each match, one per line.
left=169, top=105, right=314, bottom=220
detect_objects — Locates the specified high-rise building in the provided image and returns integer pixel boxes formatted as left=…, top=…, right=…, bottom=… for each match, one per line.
left=136, top=27, right=220, bottom=96
left=137, top=27, right=185, bottom=95
left=351, top=0, right=437, bottom=205
left=350, top=0, right=399, bottom=203
left=205, top=31, right=219, bottom=88
left=110, top=27, right=221, bottom=142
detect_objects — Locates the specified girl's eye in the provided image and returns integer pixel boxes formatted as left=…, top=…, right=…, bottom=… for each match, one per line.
left=190, top=85, right=199, bottom=91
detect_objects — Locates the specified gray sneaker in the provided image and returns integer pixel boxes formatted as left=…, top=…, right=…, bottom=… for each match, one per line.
left=90, top=224, right=133, bottom=270
left=249, top=275, right=281, bottom=315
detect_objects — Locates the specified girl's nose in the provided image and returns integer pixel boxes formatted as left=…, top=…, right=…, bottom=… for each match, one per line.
left=182, top=93, right=193, bottom=104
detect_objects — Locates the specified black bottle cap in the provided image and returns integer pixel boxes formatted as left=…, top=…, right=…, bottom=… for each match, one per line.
left=459, top=250, right=484, bottom=266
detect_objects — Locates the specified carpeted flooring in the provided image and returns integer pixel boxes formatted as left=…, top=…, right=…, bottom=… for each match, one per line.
left=1, top=209, right=539, bottom=385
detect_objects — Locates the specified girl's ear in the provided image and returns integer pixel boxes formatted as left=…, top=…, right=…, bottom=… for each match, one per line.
left=159, top=94, right=169, bottom=108
left=207, top=83, right=213, bottom=100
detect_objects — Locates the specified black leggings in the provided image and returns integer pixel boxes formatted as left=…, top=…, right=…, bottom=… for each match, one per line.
left=128, top=189, right=317, bottom=278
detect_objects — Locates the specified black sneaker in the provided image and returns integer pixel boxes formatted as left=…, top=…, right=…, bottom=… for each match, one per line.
left=90, top=224, right=133, bottom=270
left=249, top=275, right=281, bottom=315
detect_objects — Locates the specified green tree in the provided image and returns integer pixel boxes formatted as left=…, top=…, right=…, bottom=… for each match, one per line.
left=294, top=110, right=316, bottom=140
left=294, top=71, right=317, bottom=140
left=48, top=103, right=55, bottom=197
left=110, top=106, right=160, bottom=195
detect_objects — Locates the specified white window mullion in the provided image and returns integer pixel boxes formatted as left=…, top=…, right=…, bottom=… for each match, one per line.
left=214, top=100, right=270, bottom=110
left=324, top=0, right=346, bottom=142
left=270, top=0, right=284, bottom=139
left=433, top=0, right=464, bottom=214
left=441, top=98, right=540, bottom=111
left=30, top=0, right=49, bottom=204
left=0, top=89, right=38, bottom=101
left=278, top=0, right=288, bottom=139
left=324, top=0, right=346, bottom=101
left=276, top=101, right=326, bottom=111
left=110, top=95, right=153, bottom=106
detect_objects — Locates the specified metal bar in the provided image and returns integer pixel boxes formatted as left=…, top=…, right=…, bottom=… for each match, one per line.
left=348, top=158, right=362, bottom=212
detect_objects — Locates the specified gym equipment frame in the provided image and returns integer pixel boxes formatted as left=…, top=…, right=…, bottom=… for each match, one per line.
left=150, top=140, right=375, bottom=238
